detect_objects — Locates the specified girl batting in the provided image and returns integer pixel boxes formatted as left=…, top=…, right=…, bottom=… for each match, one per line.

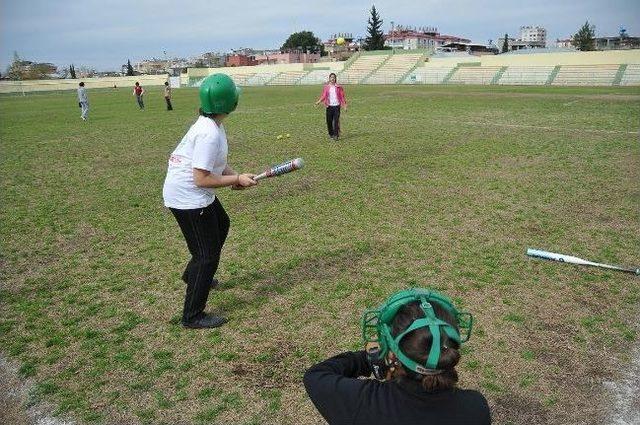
left=162, top=74, right=257, bottom=329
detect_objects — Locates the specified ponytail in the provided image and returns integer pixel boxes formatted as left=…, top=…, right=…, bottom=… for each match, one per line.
left=419, top=345, right=460, bottom=392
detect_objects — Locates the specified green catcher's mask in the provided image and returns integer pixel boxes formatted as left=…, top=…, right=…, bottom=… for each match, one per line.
left=199, top=73, right=240, bottom=114
left=362, top=288, right=473, bottom=374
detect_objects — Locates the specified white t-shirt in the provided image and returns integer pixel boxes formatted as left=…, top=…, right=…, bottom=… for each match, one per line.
left=163, top=116, right=228, bottom=209
left=328, top=86, right=340, bottom=106
left=77, top=87, right=88, bottom=103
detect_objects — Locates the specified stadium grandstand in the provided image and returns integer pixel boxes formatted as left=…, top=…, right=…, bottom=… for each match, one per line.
left=2, top=50, right=640, bottom=94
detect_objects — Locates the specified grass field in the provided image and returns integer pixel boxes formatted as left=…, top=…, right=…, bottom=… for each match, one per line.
left=1, top=83, right=639, bottom=424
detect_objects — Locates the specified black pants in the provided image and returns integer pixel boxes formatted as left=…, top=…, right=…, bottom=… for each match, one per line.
left=165, top=97, right=173, bottom=111
left=170, top=198, right=230, bottom=322
left=326, top=105, right=341, bottom=137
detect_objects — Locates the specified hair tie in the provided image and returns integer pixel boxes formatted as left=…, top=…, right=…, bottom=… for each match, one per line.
left=415, top=365, right=445, bottom=375
left=420, top=369, right=445, bottom=376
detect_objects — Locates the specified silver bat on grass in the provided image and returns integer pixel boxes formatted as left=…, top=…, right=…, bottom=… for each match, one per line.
left=527, top=248, right=639, bottom=276
left=254, top=158, right=304, bottom=181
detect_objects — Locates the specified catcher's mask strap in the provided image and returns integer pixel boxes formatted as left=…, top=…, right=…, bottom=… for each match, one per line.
left=393, top=317, right=451, bottom=369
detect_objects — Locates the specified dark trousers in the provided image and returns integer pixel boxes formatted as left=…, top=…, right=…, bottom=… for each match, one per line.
left=165, top=97, right=173, bottom=111
left=170, top=198, right=230, bottom=322
left=326, top=105, right=341, bottom=137
left=136, top=94, right=144, bottom=109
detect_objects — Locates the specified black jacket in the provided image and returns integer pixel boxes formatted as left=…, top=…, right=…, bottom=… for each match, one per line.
left=304, top=351, right=491, bottom=425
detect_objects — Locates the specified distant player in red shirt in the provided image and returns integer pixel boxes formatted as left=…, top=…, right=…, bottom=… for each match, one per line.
left=133, top=82, right=145, bottom=110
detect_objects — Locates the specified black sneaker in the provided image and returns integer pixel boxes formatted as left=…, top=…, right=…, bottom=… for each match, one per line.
left=182, top=313, right=228, bottom=329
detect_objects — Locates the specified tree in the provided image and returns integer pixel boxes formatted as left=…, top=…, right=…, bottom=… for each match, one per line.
left=126, top=59, right=135, bottom=76
left=5, top=52, right=55, bottom=80
left=57, top=66, right=69, bottom=79
left=6, top=63, right=22, bottom=80
left=22, top=63, right=56, bottom=80
left=6, top=51, right=23, bottom=80
left=281, top=31, right=323, bottom=54
left=572, top=21, right=596, bottom=51
left=77, top=66, right=96, bottom=78
left=364, top=5, right=385, bottom=51
left=501, top=33, right=509, bottom=53
left=58, top=64, right=77, bottom=79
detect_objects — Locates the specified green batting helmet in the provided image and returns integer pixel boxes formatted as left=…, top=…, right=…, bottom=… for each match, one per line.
left=362, top=288, right=473, bottom=373
left=199, top=74, right=240, bottom=114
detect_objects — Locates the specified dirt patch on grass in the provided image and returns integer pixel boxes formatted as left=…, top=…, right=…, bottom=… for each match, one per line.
left=493, top=393, right=549, bottom=423
left=0, top=356, right=74, bottom=425
left=0, top=357, right=30, bottom=425
left=603, top=318, right=640, bottom=425
left=216, top=244, right=376, bottom=313
left=230, top=337, right=304, bottom=389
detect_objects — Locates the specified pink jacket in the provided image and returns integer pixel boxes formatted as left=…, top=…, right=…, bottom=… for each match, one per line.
left=318, top=84, right=347, bottom=107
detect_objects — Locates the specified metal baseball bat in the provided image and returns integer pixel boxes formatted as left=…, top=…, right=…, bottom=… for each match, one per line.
left=253, top=158, right=304, bottom=181
left=527, top=248, right=639, bottom=275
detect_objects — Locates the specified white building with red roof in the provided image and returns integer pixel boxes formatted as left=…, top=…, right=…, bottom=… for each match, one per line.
left=384, top=25, right=471, bottom=50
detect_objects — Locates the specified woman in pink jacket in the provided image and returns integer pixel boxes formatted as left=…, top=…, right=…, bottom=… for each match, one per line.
left=315, top=73, right=347, bottom=141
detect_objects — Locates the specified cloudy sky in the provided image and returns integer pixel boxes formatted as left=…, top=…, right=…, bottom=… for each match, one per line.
left=1, top=0, right=638, bottom=71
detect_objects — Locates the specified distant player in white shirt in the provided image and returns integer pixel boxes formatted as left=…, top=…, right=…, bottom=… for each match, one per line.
left=163, top=74, right=257, bottom=329
left=77, top=82, right=89, bottom=120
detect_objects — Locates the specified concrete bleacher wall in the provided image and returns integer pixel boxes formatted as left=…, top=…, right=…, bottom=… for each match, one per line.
left=480, top=49, right=640, bottom=67
left=186, top=62, right=344, bottom=87
left=427, top=56, right=481, bottom=67
left=485, top=51, right=640, bottom=86
left=246, top=72, right=279, bottom=86
left=365, top=52, right=425, bottom=84
left=552, top=64, right=620, bottom=86
left=268, top=70, right=309, bottom=85
left=403, top=55, right=478, bottom=84
left=187, top=63, right=303, bottom=87
left=0, top=74, right=169, bottom=94
left=447, top=65, right=502, bottom=85
left=338, top=54, right=390, bottom=84
left=299, top=69, right=334, bottom=85
left=3, top=50, right=639, bottom=93
left=406, top=50, right=640, bottom=86
left=620, top=64, right=640, bottom=86
left=497, top=66, right=555, bottom=85
left=403, top=66, right=456, bottom=84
